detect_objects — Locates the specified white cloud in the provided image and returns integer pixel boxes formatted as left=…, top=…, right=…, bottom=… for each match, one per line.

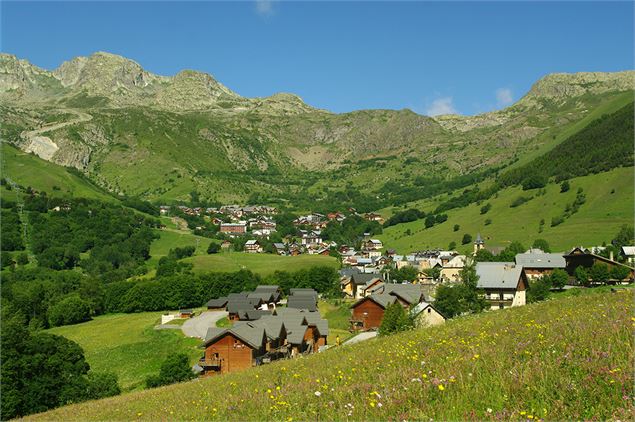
left=255, top=0, right=275, bottom=17
left=425, top=96, right=457, bottom=116
left=496, top=88, right=513, bottom=107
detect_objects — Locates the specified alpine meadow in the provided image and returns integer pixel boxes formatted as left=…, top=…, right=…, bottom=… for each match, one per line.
left=1, top=1, right=634, bottom=421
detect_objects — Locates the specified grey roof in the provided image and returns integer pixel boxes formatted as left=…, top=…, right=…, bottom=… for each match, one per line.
left=515, top=252, right=566, bottom=269
left=204, top=327, right=226, bottom=342
left=252, top=316, right=286, bottom=340
left=248, top=292, right=275, bottom=302
left=287, top=296, right=318, bottom=312
left=239, top=310, right=271, bottom=321
left=273, top=308, right=328, bottom=336
left=367, top=293, right=398, bottom=308
left=339, top=267, right=360, bottom=277
left=476, top=262, right=524, bottom=289
left=229, top=323, right=267, bottom=349
left=206, top=297, right=228, bottom=308
left=382, top=283, right=424, bottom=305
left=273, top=243, right=286, bottom=249
left=289, top=288, right=317, bottom=296
left=227, top=297, right=261, bottom=313
left=351, top=273, right=380, bottom=286
left=285, top=323, right=309, bottom=344
left=475, top=233, right=484, bottom=244
left=255, top=285, right=280, bottom=292
left=228, top=292, right=249, bottom=299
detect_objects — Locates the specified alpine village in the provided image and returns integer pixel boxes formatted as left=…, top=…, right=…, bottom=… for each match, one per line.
left=1, top=2, right=634, bottom=421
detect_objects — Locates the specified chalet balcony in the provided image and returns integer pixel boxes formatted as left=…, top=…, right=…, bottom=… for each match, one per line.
left=199, top=358, right=221, bottom=367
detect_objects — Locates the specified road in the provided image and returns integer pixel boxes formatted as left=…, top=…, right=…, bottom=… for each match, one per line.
left=343, top=331, right=377, bottom=345
left=181, top=311, right=228, bottom=339
left=21, top=109, right=93, bottom=160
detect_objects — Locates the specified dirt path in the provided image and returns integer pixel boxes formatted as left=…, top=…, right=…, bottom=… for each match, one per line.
left=182, top=311, right=229, bottom=339
left=21, top=109, right=93, bottom=160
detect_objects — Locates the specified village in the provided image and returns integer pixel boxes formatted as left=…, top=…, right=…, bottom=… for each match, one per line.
left=161, top=205, right=635, bottom=377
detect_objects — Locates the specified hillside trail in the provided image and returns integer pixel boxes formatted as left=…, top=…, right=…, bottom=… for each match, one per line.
left=20, top=109, right=93, bottom=160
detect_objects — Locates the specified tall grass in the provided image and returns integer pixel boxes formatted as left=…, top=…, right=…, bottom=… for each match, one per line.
left=30, top=289, right=633, bottom=420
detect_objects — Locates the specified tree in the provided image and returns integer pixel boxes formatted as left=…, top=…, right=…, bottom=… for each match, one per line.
left=480, top=203, right=492, bottom=214
left=611, top=225, right=634, bottom=250
left=146, top=353, right=196, bottom=388
left=389, top=266, right=419, bottom=283
left=48, top=295, right=92, bottom=327
left=531, top=239, right=551, bottom=253
left=522, top=173, right=547, bottom=190
left=574, top=266, right=589, bottom=286
left=461, top=233, right=472, bottom=245
left=549, top=269, right=568, bottom=290
left=86, top=372, right=121, bottom=400
left=589, top=263, right=610, bottom=284
left=474, top=249, right=495, bottom=262
left=448, top=241, right=457, bottom=250
left=453, top=224, right=460, bottom=232
left=424, top=215, right=436, bottom=228
left=206, top=242, right=220, bottom=254
left=610, top=265, right=631, bottom=282
left=560, top=180, right=570, bottom=193
left=379, top=302, right=413, bottom=336
left=423, top=267, right=441, bottom=282
left=527, top=277, right=551, bottom=303
left=16, top=252, right=29, bottom=266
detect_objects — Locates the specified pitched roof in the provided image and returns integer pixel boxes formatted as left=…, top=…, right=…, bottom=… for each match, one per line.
left=411, top=302, right=446, bottom=319
left=227, top=297, right=261, bottom=313
left=206, top=297, right=228, bottom=308
left=621, top=246, right=635, bottom=256
left=351, top=273, right=380, bottom=286
left=515, top=252, right=566, bottom=269
left=287, top=296, right=318, bottom=312
left=382, top=283, right=424, bottom=305
left=475, top=262, right=524, bottom=289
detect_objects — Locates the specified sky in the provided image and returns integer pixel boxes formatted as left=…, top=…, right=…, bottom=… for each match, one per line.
left=1, top=1, right=633, bottom=115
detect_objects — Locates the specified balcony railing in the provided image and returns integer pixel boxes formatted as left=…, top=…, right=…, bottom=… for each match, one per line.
left=199, top=358, right=221, bottom=367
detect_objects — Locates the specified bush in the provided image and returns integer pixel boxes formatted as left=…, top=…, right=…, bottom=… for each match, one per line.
left=453, top=224, right=460, bottom=232
left=510, top=196, right=532, bottom=208
left=589, top=263, right=610, bottom=284
left=574, top=266, right=589, bottom=286
left=560, top=181, right=570, bottom=193
left=527, top=277, right=551, bottom=303
left=610, top=265, right=631, bottom=281
left=48, top=295, right=92, bottom=327
left=461, top=233, right=472, bottom=245
left=379, top=302, right=413, bottom=336
left=522, top=174, right=547, bottom=190
left=207, top=242, right=220, bottom=254
left=484, top=218, right=492, bottom=226
left=146, top=353, right=196, bottom=388
left=532, top=239, right=551, bottom=253
left=551, top=216, right=565, bottom=227
left=549, top=269, right=569, bottom=290
left=480, top=203, right=492, bottom=214
left=86, top=372, right=121, bottom=400
left=424, top=215, right=436, bottom=228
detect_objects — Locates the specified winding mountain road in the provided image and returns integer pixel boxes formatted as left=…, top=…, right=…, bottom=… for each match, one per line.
left=21, top=109, right=92, bottom=160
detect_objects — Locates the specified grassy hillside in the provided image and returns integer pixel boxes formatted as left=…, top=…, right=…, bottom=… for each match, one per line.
left=379, top=166, right=634, bottom=254
left=46, top=312, right=200, bottom=392
left=0, top=142, right=113, bottom=201
left=183, top=253, right=339, bottom=275
left=30, top=289, right=633, bottom=421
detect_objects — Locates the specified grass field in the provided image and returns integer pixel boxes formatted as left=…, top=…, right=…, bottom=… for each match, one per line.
left=147, top=227, right=209, bottom=268
left=378, top=167, right=634, bottom=254
left=182, top=252, right=340, bottom=275
left=46, top=313, right=201, bottom=392
left=31, top=288, right=634, bottom=421
left=318, top=300, right=355, bottom=344
left=1, top=142, right=113, bottom=201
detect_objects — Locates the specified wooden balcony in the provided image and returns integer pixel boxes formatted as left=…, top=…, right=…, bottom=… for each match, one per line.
left=199, top=358, right=221, bottom=367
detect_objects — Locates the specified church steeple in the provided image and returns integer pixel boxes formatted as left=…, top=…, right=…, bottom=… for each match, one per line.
left=473, top=233, right=485, bottom=254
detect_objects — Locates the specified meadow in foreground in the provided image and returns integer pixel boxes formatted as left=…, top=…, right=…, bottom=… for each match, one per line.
left=30, top=289, right=634, bottom=421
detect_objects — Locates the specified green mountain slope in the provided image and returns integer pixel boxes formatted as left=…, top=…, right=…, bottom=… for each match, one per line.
left=27, top=289, right=634, bottom=421
left=379, top=167, right=634, bottom=253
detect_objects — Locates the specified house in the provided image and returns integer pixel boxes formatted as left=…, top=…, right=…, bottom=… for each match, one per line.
left=206, top=297, right=229, bottom=311
left=514, top=250, right=566, bottom=279
left=287, top=288, right=318, bottom=311
left=621, top=246, right=635, bottom=265
left=244, top=239, right=263, bottom=253
left=475, top=262, right=528, bottom=310
left=440, top=255, right=466, bottom=282
left=411, top=302, right=446, bottom=328
left=301, top=230, right=323, bottom=246
left=178, top=309, right=194, bottom=318
left=249, top=285, right=282, bottom=308
left=200, top=324, right=267, bottom=375
left=227, top=295, right=265, bottom=321
left=363, top=238, right=383, bottom=251
left=221, top=240, right=232, bottom=251
left=220, top=222, right=247, bottom=236
left=364, top=212, right=384, bottom=224
left=274, top=308, right=329, bottom=354
left=350, top=283, right=425, bottom=331
left=273, top=243, right=287, bottom=255
left=343, top=273, right=384, bottom=299
left=563, top=247, right=634, bottom=281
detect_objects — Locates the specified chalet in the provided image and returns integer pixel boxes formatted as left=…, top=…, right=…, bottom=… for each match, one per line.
left=273, top=242, right=287, bottom=255
left=300, top=230, right=323, bottom=247
left=475, top=262, right=528, bottom=310
left=220, top=222, right=247, bottom=236
left=514, top=250, right=566, bottom=279
left=200, top=324, right=267, bottom=375
left=178, top=309, right=194, bottom=318
left=287, top=288, right=318, bottom=311
left=221, top=240, right=232, bottom=251
left=411, top=302, right=446, bottom=328
left=621, top=246, right=635, bottom=265
left=249, top=285, right=282, bottom=308
left=244, top=239, right=263, bottom=253
left=206, top=297, right=229, bottom=311
left=362, top=238, right=383, bottom=251
left=274, top=308, right=329, bottom=354
left=350, top=283, right=425, bottom=331
left=342, top=273, right=384, bottom=299
left=159, top=205, right=170, bottom=215
left=227, top=295, right=265, bottom=321
left=364, top=212, right=384, bottom=224
left=563, top=247, right=634, bottom=281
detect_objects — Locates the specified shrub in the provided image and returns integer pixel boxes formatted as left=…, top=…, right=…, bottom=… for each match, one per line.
left=549, top=269, right=569, bottom=290
left=480, top=203, right=492, bottom=214
left=589, top=263, right=610, bottom=284
left=461, top=233, right=472, bottom=245
left=453, top=224, right=460, bottom=232
left=379, top=302, right=414, bottom=336
left=48, top=295, right=92, bottom=327
left=560, top=180, right=570, bottom=193
left=484, top=218, right=492, bottom=226
left=527, top=277, right=551, bottom=303
left=146, top=353, right=196, bottom=388
left=207, top=242, right=220, bottom=254
left=551, top=216, right=565, bottom=227
left=532, top=239, right=551, bottom=253
left=510, top=196, right=532, bottom=208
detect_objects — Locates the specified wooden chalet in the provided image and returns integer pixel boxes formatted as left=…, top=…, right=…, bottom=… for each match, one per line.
left=564, top=247, right=635, bottom=282
left=514, top=250, right=566, bottom=280
left=350, top=283, right=425, bottom=331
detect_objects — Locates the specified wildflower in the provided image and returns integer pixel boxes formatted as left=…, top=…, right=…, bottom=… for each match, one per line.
left=473, top=354, right=480, bottom=359
left=486, top=408, right=493, bottom=413
left=314, top=391, right=322, bottom=397
left=438, top=384, right=445, bottom=391
left=377, top=402, right=383, bottom=408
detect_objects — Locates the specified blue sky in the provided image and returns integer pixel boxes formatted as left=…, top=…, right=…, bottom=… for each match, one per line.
left=1, top=1, right=633, bottom=115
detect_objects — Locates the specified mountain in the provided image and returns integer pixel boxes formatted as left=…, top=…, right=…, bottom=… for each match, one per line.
left=1, top=51, right=633, bottom=206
